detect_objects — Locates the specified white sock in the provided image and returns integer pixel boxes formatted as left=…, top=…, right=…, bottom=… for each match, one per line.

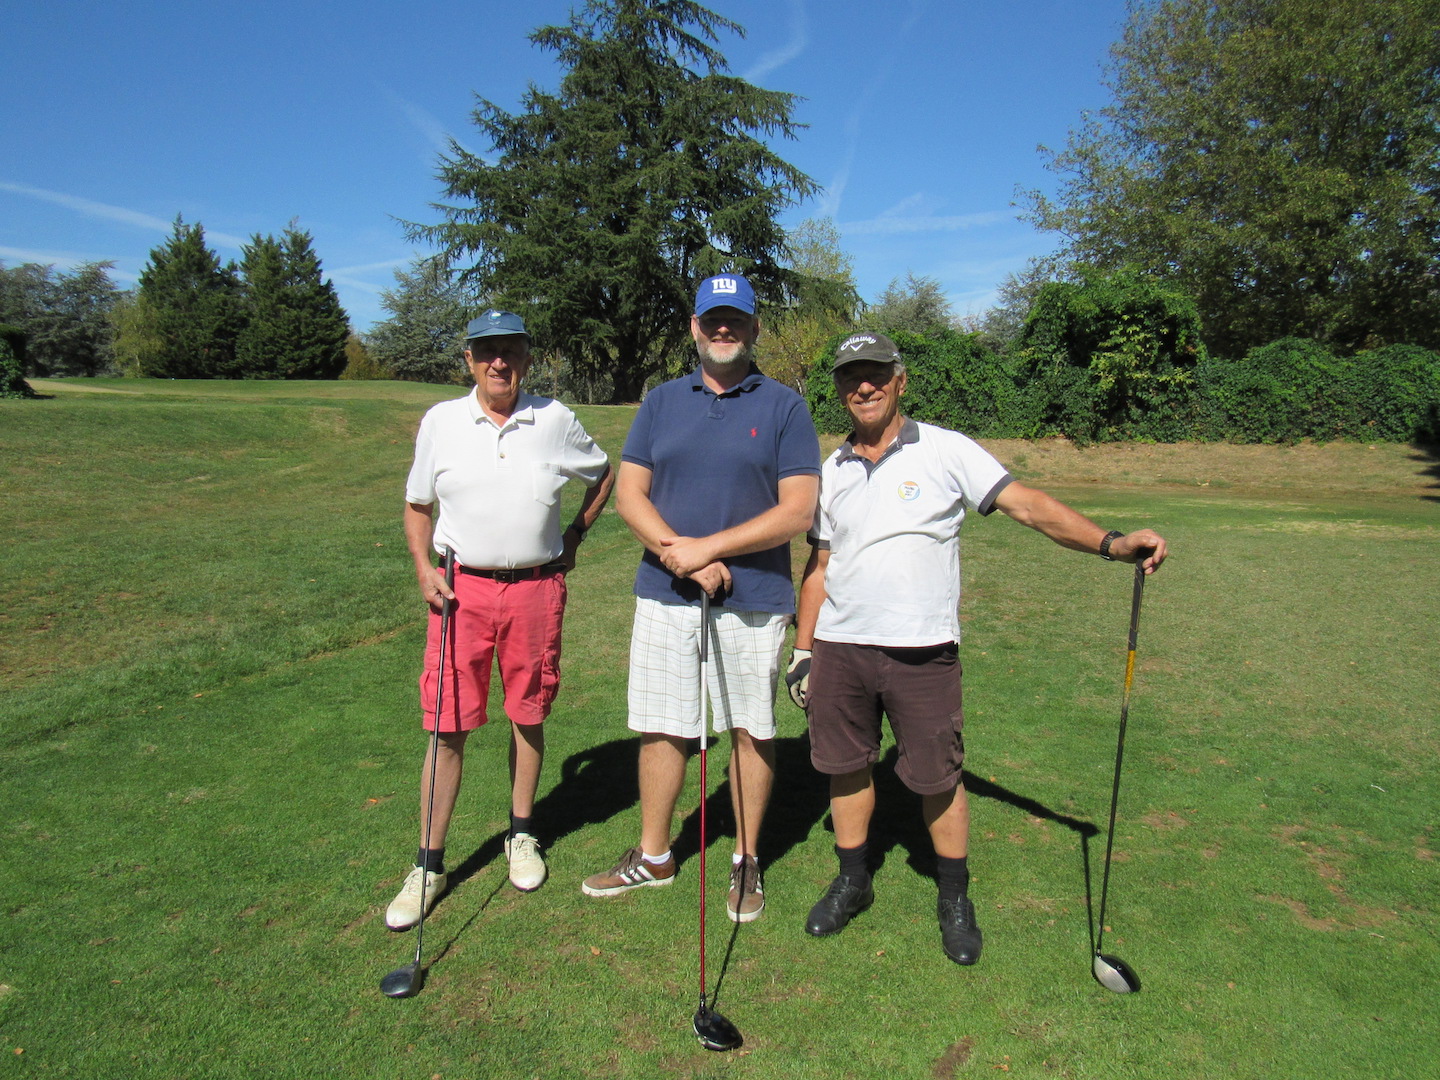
left=642, top=849, right=672, bottom=865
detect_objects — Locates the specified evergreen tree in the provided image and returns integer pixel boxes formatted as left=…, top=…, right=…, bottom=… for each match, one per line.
left=365, top=256, right=476, bottom=385
left=0, top=261, right=120, bottom=376
left=1026, top=0, right=1440, bottom=356
left=414, top=0, right=817, bottom=402
left=863, top=273, right=957, bottom=339
left=235, top=226, right=350, bottom=379
left=123, top=220, right=242, bottom=378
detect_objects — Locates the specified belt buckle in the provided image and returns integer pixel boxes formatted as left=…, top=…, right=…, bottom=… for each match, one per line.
left=493, top=569, right=522, bottom=584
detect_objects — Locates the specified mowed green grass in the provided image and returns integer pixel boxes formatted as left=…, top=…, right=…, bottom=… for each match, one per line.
left=2, top=379, right=1437, bottom=1079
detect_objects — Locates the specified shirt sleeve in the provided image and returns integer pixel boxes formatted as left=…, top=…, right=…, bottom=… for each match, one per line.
left=776, top=396, right=821, bottom=480
left=947, top=430, right=1011, bottom=512
left=559, top=411, right=610, bottom=486
left=620, top=393, right=656, bottom=470
left=404, top=411, right=438, bottom=505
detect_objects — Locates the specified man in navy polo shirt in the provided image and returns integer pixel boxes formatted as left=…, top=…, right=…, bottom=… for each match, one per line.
left=789, top=331, right=1168, bottom=965
left=582, top=274, right=820, bottom=923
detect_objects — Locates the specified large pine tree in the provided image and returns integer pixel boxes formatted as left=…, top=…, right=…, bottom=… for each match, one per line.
left=415, top=0, right=817, bottom=402
left=235, top=226, right=350, bottom=379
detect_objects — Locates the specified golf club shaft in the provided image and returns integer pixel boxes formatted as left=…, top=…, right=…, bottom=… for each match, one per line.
left=697, top=589, right=710, bottom=1008
left=1095, top=559, right=1145, bottom=957
left=414, top=548, right=458, bottom=966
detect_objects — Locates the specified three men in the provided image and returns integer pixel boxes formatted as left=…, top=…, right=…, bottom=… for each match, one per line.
left=386, top=311, right=613, bottom=930
left=789, top=332, right=1168, bottom=964
left=581, top=274, right=820, bottom=922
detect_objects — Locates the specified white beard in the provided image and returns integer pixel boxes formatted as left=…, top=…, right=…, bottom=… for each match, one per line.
left=697, top=338, right=755, bottom=371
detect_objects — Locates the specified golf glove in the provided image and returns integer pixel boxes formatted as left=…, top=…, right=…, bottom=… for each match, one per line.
left=785, top=649, right=812, bottom=709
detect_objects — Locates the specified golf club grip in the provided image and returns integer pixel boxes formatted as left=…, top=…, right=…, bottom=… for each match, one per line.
left=1129, top=551, right=1148, bottom=635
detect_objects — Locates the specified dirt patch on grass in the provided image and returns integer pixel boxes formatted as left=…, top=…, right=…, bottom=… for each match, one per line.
left=932, top=1036, right=974, bottom=1078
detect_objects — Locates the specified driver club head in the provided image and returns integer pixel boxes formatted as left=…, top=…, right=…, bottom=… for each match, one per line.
left=1093, top=952, right=1140, bottom=994
left=380, top=962, right=424, bottom=999
left=693, top=1005, right=743, bottom=1051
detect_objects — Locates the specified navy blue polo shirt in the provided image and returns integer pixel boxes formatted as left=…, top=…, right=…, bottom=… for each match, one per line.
left=622, top=366, right=820, bottom=613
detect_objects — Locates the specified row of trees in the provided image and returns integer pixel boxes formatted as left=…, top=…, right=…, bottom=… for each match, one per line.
left=115, top=220, right=350, bottom=379
left=1, top=220, right=350, bottom=385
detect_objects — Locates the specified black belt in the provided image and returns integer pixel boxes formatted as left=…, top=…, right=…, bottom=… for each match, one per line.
left=444, top=559, right=562, bottom=583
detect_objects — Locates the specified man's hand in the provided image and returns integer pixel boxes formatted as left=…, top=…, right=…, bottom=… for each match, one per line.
left=786, top=648, right=812, bottom=709
left=557, top=525, right=582, bottom=572
left=418, top=564, right=455, bottom=611
left=659, top=535, right=717, bottom=579
left=1112, top=529, right=1168, bottom=573
left=691, top=561, right=732, bottom=598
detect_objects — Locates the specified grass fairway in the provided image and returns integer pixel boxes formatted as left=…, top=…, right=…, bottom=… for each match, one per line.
left=3, top=379, right=1437, bottom=1079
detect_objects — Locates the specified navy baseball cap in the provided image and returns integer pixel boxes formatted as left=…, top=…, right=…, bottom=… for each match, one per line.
left=465, top=310, right=529, bottom=341
left=694, top=275, right=756, bottom=316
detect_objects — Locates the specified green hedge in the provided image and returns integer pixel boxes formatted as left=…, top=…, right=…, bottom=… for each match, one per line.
left=804, top=329, right=1027, bottom=439
left=0, top=323, right=37, bottom=400
left=1198, top=338, right=1440, bottom=444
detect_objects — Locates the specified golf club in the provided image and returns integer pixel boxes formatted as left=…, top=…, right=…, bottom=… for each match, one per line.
left=1093, top=557, right=1148, bottom=994
left=691, top=589, right=743, bottom=1051
left=381, top=546, right=457, bottom=999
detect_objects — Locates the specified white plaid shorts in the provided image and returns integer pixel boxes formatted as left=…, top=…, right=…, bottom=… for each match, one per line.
left=627, top=597, right=788, bottom=740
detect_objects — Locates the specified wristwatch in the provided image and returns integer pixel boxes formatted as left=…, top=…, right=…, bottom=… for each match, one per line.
left=1098, top=530, right=1125, bottom=561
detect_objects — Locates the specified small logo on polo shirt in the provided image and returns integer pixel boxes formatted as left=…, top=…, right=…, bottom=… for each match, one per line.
left=897, top=481, right=921, bottom=501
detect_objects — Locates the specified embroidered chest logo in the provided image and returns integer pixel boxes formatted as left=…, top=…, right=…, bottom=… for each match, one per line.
left=897, top=481, right=921, bottom=501
left=750, top=427, right=757, bottom=437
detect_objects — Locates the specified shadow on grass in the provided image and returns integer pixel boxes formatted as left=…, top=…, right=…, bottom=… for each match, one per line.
left=1411, top=442, right=1440, bottom=502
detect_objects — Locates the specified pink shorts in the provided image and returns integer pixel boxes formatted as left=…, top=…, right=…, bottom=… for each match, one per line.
left=419, top=569, right=567, bottom=732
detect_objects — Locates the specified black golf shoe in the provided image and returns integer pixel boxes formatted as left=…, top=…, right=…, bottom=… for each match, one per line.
left=805, top=873, right=874, bottom=936
left=938, top=895, right=983, bottom=965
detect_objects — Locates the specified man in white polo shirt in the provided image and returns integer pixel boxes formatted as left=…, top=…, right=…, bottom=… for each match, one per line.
left=385, top=310, right=613, bottom=930
left=788, top=331, right=1167, bottom=965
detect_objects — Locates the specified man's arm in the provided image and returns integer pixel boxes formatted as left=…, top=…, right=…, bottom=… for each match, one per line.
left=993, top=482, right=1168, bottom=572
left=616, top=461, right=731, bottom=596
left=794, top=544, right=830, bottom=650
left=404, top=501, right=454, bottom=608
left=786, top=543, right=830, bottom=708
left=557, top=464, right=614, bottom=570
left=658, top=473, right=820, bottom=578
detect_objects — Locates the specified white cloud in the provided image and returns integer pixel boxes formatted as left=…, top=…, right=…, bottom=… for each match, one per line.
left=743, top=0, right=808, bottom=84
left=840, top=209, right=1011, bottom=236
left=0, top=180, right=248, bottom=249
left=375, top=82, right=479, bottom=161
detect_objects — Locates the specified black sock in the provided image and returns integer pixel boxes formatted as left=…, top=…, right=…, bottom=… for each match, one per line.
left=836, top=842, right=869, bottom=881
left=936, top=855, right=970, bottom=902
left=417, top=847, right=446, bottom=874
left=510, top=812, right=533, bottom=838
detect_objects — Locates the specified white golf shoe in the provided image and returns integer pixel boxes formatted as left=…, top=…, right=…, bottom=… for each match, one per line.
left=385, top=865, right=447, bottom=930
left=505, top=832, right=547, bottom=891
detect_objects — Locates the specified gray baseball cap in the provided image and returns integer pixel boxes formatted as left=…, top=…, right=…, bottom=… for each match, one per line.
left=832, top=331, right=900, bottom=371
left=465, top=310, right=529, bottom=341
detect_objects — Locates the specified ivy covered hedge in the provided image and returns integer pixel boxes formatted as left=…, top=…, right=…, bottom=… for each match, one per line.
left=802, top=269, right=1440, bottom=445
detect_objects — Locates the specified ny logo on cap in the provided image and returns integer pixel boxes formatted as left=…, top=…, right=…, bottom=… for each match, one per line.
left=710, top=278, right=739, bottom=296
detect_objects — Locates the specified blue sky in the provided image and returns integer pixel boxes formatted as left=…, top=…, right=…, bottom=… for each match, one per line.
left=1, top=0, right=1129, bottom=332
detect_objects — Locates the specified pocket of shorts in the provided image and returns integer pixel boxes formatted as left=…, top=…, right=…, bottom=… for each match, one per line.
left=531, top=463, right=566, bottom=505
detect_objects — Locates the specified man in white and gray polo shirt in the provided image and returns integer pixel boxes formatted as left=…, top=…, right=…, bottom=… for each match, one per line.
left=788, top=331, right=1168, bottom=965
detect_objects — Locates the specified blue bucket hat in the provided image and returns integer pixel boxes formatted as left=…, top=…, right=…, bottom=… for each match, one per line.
left=694, top=275, right=756, bottom=316
left=465, top=310, right=529, bottom=341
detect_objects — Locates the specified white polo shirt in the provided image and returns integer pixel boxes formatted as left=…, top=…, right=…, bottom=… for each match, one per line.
left=810, top=419, right=1012, bottom=648
left=406, top=390, right=609, bottom=569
